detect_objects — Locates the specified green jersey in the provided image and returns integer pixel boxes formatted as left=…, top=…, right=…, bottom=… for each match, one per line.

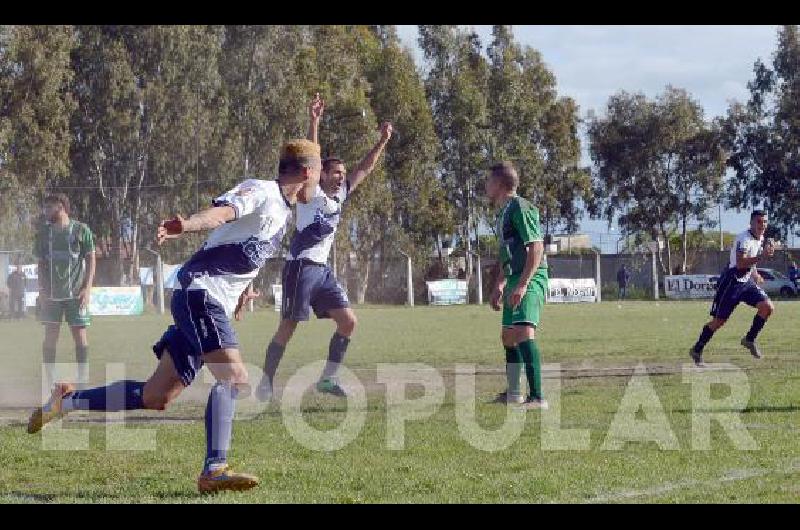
left=35, top=220, right=95, bottom=300
left=495, top=195, right=547, bottom=278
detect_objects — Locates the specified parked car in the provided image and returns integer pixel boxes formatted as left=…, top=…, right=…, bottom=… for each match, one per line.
left=756, top=268, right=798, bottom=297
left=708, top=268, right=798, bottom=297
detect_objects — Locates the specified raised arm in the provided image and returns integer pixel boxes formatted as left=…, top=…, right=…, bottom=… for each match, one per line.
left=157, top=205, right=236, bottom=245
left=307, top=93, right=324, bottom=145
left=348, top=122, right=393, bottom=192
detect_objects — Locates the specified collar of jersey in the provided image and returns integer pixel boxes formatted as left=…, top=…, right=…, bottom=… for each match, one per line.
left=275, top=180, right=292, bottom=208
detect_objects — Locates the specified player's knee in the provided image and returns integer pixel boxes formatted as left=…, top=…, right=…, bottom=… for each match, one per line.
left=760, top=301, right=774, bottom=317
left=338, top=313, right=357, bottom=335
left=220, top=364, right=249, bottom=386
left=709, top=319, right=726, bottom=331
left=142, top=389, right=172, bottom=411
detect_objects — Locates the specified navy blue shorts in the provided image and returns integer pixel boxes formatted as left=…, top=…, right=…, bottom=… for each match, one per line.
left=710, top=268, right=769, bottom=320
left=152, top=289, right=239, bottom=386
left=281, top=259, right=350, bottom=321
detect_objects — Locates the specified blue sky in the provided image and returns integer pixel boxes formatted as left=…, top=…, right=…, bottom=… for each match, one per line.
left=396, top=25, right=792, bottom=251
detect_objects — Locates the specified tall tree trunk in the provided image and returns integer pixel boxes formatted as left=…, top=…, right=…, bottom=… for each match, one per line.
left=356, top=257, right=371, bottom=304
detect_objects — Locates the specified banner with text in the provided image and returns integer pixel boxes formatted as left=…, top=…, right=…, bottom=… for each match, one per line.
left=89, top=286, right=144, bottom=316
left=547, top=278, right=597, bottom=303
left=664, top=275, right=717, bottom=299
left=426, top=279, right=468, bottom=305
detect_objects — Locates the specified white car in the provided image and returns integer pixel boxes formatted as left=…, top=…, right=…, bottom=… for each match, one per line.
left=709, top=268, right=798, bottom=297
left=756, top=268, right=798, bottom=297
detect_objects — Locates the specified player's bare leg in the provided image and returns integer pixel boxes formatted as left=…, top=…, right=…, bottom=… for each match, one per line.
left=42, top=323, right=60, bottom=392
left=741, top=300, right=774, bottom=359
left=70, top=325, right=89, bottom=388
left=316, top=307, right=357, bottom=397
left=257, top=319, right=299, bottom=402
left=198, top=348, right=259, bottom=494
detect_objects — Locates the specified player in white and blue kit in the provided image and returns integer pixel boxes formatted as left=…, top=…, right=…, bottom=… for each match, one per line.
left=27, top=139, right=321, bottom=494
left=255, top=94, right=393, bottom=400
left=690, top=210, right=776, bottom=366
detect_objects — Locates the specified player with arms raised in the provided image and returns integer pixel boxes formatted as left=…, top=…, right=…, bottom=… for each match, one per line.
left=27, top=140, right=321, bottom=494
left=254, top=94, right=392, bottom=401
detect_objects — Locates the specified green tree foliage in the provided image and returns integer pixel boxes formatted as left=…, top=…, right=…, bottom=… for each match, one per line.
left=588, top=87, right=725, bottom=274
left=724, top=25, right=800, bottom=240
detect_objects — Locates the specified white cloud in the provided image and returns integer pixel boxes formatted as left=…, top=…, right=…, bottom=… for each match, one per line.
left=398, top=25, right=780, bottom=119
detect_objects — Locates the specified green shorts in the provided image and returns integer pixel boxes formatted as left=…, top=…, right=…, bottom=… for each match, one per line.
left=502, top=272, right=548, bottom=328
left=39, top=298, right=91, bottom=327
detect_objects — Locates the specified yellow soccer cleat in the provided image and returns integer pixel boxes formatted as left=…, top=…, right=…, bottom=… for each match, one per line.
left=197, top=465, right=260, bottom=494
left=27, top=382, right=75, bottom=434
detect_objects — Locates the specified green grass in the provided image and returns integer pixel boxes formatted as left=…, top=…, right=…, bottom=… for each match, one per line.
left=0, top=301, right=798, bottom=503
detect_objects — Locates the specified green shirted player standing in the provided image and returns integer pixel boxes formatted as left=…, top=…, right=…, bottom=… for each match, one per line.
left=486, top=162, right=549, bottom=409
left=34, top=193, right=96, bottom=390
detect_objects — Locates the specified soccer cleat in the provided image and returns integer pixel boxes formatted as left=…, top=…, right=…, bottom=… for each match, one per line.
left=689, top=347, right=706, bottom=367
left=489, top=391, right=525, bottom=405
left=741, top=338, right=762, bottom=359
left=254, top=377, right=273, bottom=403
left=316, top=377, right=347, bottom=397
left=197, top=465, right=260, bottom=494
left=521, top=397, right=549, bottom=410
left=27, top=382, right=75, bottom=434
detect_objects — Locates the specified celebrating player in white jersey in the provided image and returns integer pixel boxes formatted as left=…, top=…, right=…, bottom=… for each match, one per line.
left=689, top=210, right=776, bottom=366
left=27, top=139, right=321, bottom=494
left=254, top=94, right=392, bottom=401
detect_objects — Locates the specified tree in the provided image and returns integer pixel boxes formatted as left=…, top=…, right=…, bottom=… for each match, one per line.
left=588, top=87, right=725, bottom=274
left=0, top=25, right=76, bottom=251
left=361, top=27, right=455, bottom=269
left=419, top=26, right=490, bottom=280
left=486, top=26, right=590, bottom=238
left=724, top=25, right=800, bottom=241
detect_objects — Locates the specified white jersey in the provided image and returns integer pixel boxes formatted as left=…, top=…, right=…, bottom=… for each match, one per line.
left=177, top=179, right=292, bottom=316
left=729, top=229, right=764, bottom=283
left=288, top=182, right=349, bottom=263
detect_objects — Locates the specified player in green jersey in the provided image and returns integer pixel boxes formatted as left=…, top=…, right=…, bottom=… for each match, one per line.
left=486, top=162, right=549, bottom=410
left=34, top=193, right=96, bottom=390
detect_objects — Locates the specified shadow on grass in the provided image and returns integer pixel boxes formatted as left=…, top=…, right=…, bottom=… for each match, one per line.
left=671, top=405, right=800, bottom=414
left=3, top=489, right=198, bottom=502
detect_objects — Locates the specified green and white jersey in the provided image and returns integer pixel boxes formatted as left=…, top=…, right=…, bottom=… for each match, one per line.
left=495, top=195, right=547, bottom=278
left=34, top=220, right=95, bottom=300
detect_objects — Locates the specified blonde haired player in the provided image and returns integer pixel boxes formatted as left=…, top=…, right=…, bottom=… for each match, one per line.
left=27, top=140, right=321, bottom=494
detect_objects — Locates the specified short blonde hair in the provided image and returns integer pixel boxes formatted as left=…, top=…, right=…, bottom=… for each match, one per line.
left=279, top=139, right=321, bottom=175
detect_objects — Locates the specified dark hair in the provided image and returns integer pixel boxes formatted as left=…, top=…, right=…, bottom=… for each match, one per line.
left=750, top=210, right=767, bottom=220
left=322, top=157, right=345, bottom=172
left=44, top=193, right=70, bottom=215
left=489, top=161, right=519, bottom=191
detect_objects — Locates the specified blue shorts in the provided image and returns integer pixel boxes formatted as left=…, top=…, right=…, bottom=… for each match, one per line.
left=710, top=268, right=769, bottom=320
left=281, top=259, right=350, bottom=321
left=152, top=289, right=239, bottom=386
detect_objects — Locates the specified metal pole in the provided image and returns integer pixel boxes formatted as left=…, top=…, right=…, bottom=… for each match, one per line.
left=719, top=201, right=723, bottom=251
left=476, top=253, right=483, bottom=305
left=399, top=250, right=414, bottom=307
left=594, top=250, right=602, bottom=303
left=652, top=249, right=659, bottom=300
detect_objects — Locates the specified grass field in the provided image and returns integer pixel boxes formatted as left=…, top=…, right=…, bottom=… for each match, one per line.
left=0, top=300, right=798, bottom=503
